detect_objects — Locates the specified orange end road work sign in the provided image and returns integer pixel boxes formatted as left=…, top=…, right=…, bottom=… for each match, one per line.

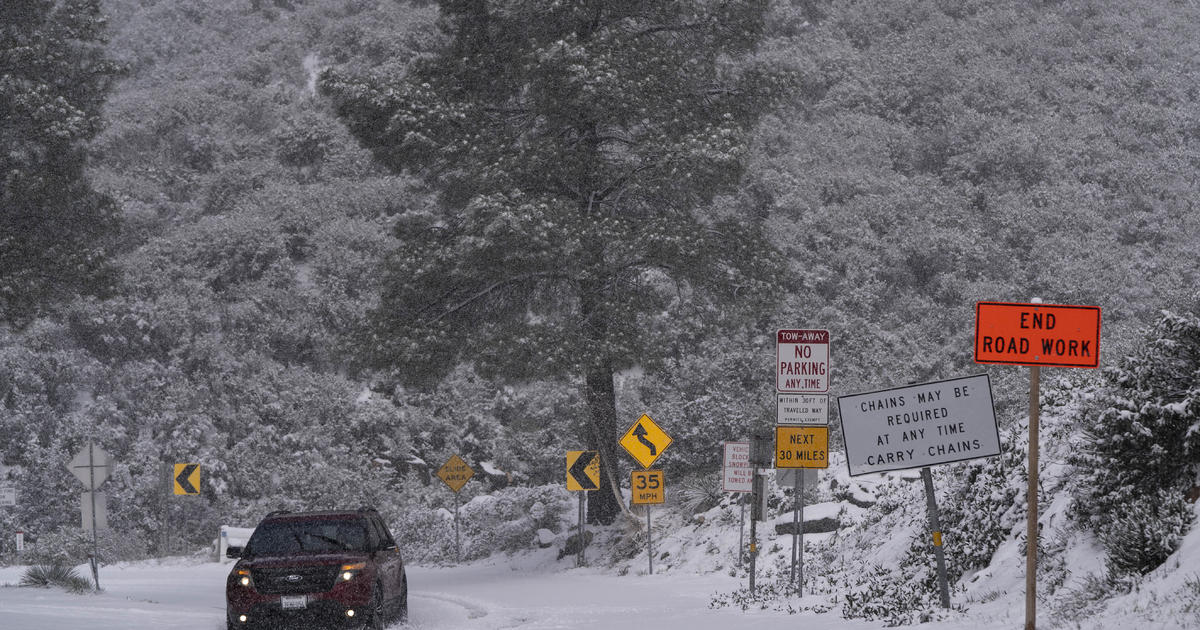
left=975, top=302, right=1101, bottom=368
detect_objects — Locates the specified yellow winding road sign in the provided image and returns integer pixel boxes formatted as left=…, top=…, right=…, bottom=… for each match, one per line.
left=620, top=414, right=672, bottom=469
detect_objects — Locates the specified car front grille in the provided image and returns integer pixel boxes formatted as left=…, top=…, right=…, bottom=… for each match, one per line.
left=251, top=565, right=338, bottom=594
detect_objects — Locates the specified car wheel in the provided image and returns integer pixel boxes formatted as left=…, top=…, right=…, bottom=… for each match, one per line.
left=398, top=575, right=408, bottom=623
left=366, top=581, right=386, bottom=630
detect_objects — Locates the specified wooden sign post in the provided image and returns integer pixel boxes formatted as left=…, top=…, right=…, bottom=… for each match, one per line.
left=975, top=300, right=1100, bottom=630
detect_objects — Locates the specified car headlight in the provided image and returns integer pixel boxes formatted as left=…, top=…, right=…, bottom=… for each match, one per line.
left=235, top=569, right=253, bottom=587
left=338, top=562, right=366, bottom=582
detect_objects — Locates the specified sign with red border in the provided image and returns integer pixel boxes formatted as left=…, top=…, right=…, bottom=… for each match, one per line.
left=777, top=329, right=830, bottom=393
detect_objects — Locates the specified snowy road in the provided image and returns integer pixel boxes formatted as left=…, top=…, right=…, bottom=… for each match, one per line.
left=0, top=558, right=902, bottom=630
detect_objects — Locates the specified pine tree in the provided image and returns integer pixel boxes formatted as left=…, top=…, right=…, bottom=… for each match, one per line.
left=1, top=0, right=123, bottom=324
left=1070, top=311, right=1200, bottom=573
left=323, top=0, right=784, bottom=523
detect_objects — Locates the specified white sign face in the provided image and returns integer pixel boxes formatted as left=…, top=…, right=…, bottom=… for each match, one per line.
left=777, top=329, right=830, bottom=393
left=0, top=486, right=15, bottom=507
left=837, top=374, right=1001, bottom=477
left=81, top=492, right=109, bottom=530
left=777, top=394, right=828, bottom=425
left=721, top=442, right=753, bottom=493
left=68, top=443, right=110, bottom=490
left=776, top=468, right=818, bottom=487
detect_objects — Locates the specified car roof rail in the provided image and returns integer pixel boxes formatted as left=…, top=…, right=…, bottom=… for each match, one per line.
left=357, top=506, right=378, bottom=513
left=264, top=509, right=292, bottom=518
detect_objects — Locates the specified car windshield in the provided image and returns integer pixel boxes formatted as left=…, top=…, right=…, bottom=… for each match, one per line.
left=244, top=519, right=368, bottom=557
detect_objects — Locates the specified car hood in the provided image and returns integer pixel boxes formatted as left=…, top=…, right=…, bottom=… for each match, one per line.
left=236, top=552, right=369, bottom=570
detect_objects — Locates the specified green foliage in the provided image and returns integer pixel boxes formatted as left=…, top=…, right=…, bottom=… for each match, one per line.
left=1069, top=310, right=1200, bottom=576
left=19, top=564, right=94, bottom=593
left=323, top=0, right=789, bottom=523
left=1070, top=312, right=1200, bottom=541
left=756, top=0, right=1200, bottom=412
left=322, top=0, right=787, bottom=385
left=22, top=526, right=152, bottom=568
left=0, top=0, right=123, bottom=323
left=938, top=429, right=1027, bottom=580
left=1101, top=487, right=1194, bottom=578
left=390, top=483, right=572, bottom=564
left=840, top=558, right=948, bottom=626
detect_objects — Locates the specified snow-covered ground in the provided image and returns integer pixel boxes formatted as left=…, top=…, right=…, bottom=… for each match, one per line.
left=0, top=556, right=888, bottom=630
left=1, top=521, right=1198, bottom=630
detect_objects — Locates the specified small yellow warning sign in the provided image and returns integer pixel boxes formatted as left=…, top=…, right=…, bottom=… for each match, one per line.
left=775, top=426, right=829, bottom=469
left=436, top=454, right=475, bottom=493
left=566, top=450, right=601, bottom=491
left=173, top=463, right=201, bottom=495
left=619, top=414, right=672, bottom=469
left=630, top=469, right=665, bottom=505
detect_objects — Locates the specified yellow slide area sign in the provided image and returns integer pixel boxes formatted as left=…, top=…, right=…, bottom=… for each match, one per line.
left=436, top=454, right=475, bottom=493
left=630, top=470, right=664, bottom=505
left=173, top=463, right=201, bottom=495
left=775, top=426, right=829, bottom=469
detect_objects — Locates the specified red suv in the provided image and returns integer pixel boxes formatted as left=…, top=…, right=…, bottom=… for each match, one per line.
left=225, top=508, right=407, bottom=629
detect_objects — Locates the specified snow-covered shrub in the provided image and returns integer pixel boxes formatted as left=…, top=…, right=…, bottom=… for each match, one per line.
left=678, top=474, right=724, bottom=515
left=841, top=560, right=941, bottom=626
left=1069, top=311, right=1200, bottom=573
left=937, top=428, right=1026, bottom=580
left=1100, top=486, right=1193, bottom=578
left=393, top=484, right=573, bottom=564
left=21, top=526, right=152, bottom=566
left=388, top=508, right=456, bottom=564
left=19, top=564, right=93, bottom=593
left=842, top=534, right=963, bottom=626
left=1048, top=573, right=1116, bottom=626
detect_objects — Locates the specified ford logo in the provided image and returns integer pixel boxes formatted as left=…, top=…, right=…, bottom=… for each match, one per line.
left=285, top=575, right=303, bottom=583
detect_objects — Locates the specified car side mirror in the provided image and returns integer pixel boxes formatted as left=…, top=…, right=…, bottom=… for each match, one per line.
left=226, top=545, right=243, bottom=559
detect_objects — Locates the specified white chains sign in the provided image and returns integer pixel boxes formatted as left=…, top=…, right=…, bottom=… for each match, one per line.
left=837, top=374, right=1001, bottom=476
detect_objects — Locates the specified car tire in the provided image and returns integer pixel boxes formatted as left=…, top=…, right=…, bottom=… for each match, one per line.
left=398, top=575, right=408, bottom=623
left=366, top=581, right=386, bottom=630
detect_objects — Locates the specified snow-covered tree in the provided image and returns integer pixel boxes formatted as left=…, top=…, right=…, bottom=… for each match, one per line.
left=322, top=0, right=786, bottom=523
left=1070, top=311, right=1200, bottom=574
left=0, top=0, right=123, bottom=323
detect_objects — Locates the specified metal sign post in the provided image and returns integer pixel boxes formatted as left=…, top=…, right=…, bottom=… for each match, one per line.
left=578, top=492, right=587, bottom=567
left=791, top=483, right=802, bottom=593
left=88, top=451, right=100, bottom=590
left=566, top=450, right=600, bottom=567
left=646, top=506, right=653, bottom=575
left=921, top=467, right=952, bottom=608
left=737, top=498, right=745, bottom=569
left=68, top=442, right=110, bottom=591
left=974, top=299, right=1101, bottom=630
left=631, top=469, right=664, bottom=574
left=1026, top=365, right=1040, bottom=629
left=436, top=454, right=475, bottom=564
left=722, top=441, right=752, bottom=569
left=747, top=434, right=773, bottom=594
left=748, top=470, right=760, bottom=593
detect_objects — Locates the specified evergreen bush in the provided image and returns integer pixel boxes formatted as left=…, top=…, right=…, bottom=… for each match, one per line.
left=1101, top=486, right=1194, bottom=578
left=938, top=429, right=1026, bottom=580
left=1069, top=311, right=1200, bottom=574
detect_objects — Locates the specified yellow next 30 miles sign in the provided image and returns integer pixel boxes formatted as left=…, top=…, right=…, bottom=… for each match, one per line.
left=775, top=426, right=829, bottom=469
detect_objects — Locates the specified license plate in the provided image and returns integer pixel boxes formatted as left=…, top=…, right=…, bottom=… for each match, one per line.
left=280, top=595, right=307, bottom=610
